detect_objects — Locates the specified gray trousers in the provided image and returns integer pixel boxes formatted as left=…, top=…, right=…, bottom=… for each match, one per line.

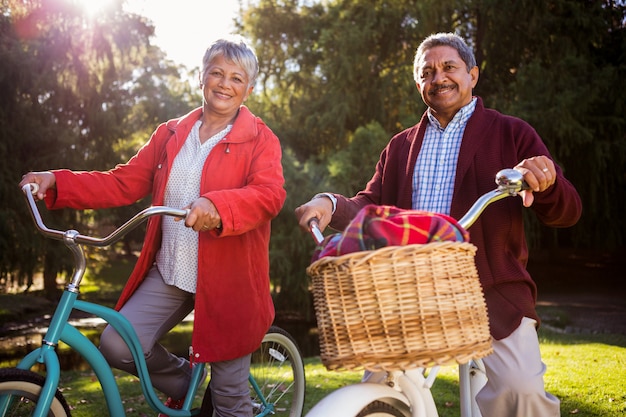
left=99, top=265, right=252, bottom=416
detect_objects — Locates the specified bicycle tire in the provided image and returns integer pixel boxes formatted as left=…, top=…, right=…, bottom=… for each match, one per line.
left=249, top=325, right=306, bottom=417
left=355, top=400, right=409, bottom=417
left=0, top=368, right=71, bottom=417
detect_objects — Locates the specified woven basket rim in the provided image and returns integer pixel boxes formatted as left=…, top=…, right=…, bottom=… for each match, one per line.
left=307, top=240, right=477, bottom=272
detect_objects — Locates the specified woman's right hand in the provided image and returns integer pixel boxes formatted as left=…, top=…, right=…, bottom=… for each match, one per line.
left=19, top=171, right=56, bottom=200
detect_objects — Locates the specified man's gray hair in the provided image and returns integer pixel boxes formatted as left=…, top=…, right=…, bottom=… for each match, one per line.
left=413, top=33, right=476, bottom=82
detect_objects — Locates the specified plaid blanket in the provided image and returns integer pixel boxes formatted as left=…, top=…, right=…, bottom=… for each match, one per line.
left=312, top=204, right=469, bottom=261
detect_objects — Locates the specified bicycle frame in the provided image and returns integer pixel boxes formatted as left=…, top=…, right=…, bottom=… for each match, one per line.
left=11, top=299, right=206, bottom=417
left=1, top=184, right=205, bottom=417
left=305, top=169, right=527, bottom=417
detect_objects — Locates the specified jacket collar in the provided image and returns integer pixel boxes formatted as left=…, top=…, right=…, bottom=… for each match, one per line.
left=164, top=105, right=259, bottom=144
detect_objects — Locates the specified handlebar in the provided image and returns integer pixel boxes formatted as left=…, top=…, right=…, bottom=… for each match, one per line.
left=22, top=183, right=188, bottom=290
left=309, top=168, right=529, bottom=245
left=457, top=168, right=528, bottom=229
left=308, top=218, right=325, bottom=245
left=22, top=183, right=188, bottom=247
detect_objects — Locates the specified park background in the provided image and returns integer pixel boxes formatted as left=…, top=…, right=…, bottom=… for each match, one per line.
left=1, top=0, right=624, bottom=320
left=0, top=1, right=625, bottom=416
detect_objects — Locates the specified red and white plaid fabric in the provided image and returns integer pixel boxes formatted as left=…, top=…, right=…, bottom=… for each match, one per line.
left=312, top=204, right=469, bottom=261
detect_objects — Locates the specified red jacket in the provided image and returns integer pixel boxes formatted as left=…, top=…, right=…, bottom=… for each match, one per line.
left=45, top=106, right=286, bottom=362
left=330, top=97, right=582, bottom=340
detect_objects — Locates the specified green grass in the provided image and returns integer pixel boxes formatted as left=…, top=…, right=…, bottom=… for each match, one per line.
left=2, top=258, right=624, bottom=416
left=540, top=331, right=626, bottom=416
left=58, top=370, right=186, bottom=416
left=302, top=329, right=626, bottom=416
left=9, top=328, right=621, bottom=417
left=301, top=330, right=626, bottom=416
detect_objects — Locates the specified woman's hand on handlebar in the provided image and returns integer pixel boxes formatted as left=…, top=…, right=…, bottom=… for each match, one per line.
left=19, top=171, right=56, bottom=200
left=295, top=197, right=333, bottom=232
left=514, top=156, right=555, bottom=207
left=177, top=196, right=222, bottom=232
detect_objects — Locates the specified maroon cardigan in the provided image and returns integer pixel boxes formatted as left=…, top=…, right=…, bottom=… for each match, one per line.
left=329, top=97, right=582, bottom=340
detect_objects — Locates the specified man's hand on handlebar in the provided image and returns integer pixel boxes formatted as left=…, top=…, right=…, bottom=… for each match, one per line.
left=19, top=171, right=56, bottom=200
left=295, top=197, right=333, bottom=232
left=514, top=155, right=556, bottom=207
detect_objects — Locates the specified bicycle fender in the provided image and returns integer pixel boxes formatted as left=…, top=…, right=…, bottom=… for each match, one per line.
left=305, top=382, right=410, bottom=417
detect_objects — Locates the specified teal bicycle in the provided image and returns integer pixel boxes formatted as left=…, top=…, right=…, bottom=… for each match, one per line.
left=0, top=184, right=306, bottom=417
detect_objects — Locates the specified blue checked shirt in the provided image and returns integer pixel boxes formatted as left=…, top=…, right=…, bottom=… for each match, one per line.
left=412, top=98, right=477, bottom=214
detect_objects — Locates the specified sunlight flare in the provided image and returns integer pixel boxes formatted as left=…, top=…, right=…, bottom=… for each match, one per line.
left=69, top=0, right=116, bottom=18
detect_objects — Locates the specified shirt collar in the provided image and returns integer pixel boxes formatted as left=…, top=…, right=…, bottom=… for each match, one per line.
left=427, top=97, right=477, bottom=129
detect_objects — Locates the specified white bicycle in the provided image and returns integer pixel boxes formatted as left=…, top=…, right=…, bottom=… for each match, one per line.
left=305, top=169, right=528, bottom=417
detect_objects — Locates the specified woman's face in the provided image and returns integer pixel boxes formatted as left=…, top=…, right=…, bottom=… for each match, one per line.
left=201, top=55, right=253, bottom=117
left=415, top=45, right=478, bottom=125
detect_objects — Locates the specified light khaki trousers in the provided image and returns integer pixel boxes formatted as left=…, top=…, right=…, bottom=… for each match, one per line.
left=476, top=317, right=560, bottom=417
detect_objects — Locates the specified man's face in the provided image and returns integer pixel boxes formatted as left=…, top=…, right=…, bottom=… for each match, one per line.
left=415, top=45, right=479, bottom=124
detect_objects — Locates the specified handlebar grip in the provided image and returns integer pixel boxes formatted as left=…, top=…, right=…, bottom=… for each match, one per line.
left=27, top=183, right=39, bottom=195
left=308, top=218, right=325, bottom=245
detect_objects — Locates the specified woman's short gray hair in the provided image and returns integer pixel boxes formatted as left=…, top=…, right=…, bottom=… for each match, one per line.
left=413, top=33, right=477, bottom=82
left=201, top=35, right=259, bottom=88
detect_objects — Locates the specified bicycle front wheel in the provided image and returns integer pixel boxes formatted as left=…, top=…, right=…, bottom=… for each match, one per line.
left=249, top=326, right=306, bottom=417
left=0, top=368, right=71, bottom=417
left=356, top=400, right=409, bottom=417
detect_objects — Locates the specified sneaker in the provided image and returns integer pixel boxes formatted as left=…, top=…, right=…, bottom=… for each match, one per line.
left=158, top=397, right=185, bottom=417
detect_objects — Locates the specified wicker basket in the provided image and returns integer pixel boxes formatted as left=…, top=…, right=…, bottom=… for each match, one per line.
left=306, top=241, right=492, bottom=372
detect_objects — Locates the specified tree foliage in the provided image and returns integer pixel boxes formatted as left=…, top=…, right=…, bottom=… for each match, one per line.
left=476, top=0, right=626, bottom=249
left=1, top=0, right=624, bottom=322
left=241, top=0, right=428, bottom=159
left=0, top=0, right=196, bottom=295
left=239, top=0, right=626, bottom=314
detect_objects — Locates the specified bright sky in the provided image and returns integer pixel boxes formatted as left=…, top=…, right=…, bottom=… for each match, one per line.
left=123, top=0, right=241, bottom=71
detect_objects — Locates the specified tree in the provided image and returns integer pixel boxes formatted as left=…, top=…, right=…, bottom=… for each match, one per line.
left=239, top=0, right=433, bottom=317
left=239, top=0, right=626, bottom=318
left=474, top=0, right=626, bottom=249
left=240, top=0, right=427, bottom=159
left=0, top=0, right=196, bottom=295
left=241, top=0, right=626, bottom=249
left=327, top=121, right=391, bottom=196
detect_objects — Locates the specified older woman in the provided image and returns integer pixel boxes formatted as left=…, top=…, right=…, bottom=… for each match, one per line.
left=20, top=35, right=286, bottom=417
